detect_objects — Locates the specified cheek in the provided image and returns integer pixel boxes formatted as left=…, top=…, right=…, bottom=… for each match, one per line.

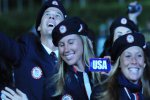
left=113, top=36, right=117, bottom=42
left=56, top=18, right=64, bottom=25
left=58, top=47, right=64, bottom=56
left=76, top=43, right=83, bottom=52
left=41, top=16, right=47, bottom=23
left=123, top=59, right=130, bottom=65
left=120, top=57, right=130, bottom=66
left=113, top=31, right=120, bottom=40
left=138, top=58, right=145, bottom=67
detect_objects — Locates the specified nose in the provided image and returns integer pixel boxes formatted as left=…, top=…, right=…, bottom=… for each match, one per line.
left=49, top=14, right=55, bottom=20
left=64, top=44, right=69, bottom=53
left=131, top=57, right=137, bottom=64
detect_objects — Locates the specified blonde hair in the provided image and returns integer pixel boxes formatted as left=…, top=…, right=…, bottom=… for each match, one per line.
left=48, top=35, right=101, bottom=96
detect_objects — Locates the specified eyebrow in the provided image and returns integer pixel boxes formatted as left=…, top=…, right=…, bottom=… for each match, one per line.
left=44, top=10, right=62, bottom=15
left=125, top=51, right=143, bottom=54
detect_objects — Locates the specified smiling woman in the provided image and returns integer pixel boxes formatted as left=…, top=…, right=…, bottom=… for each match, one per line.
left=91, top=33, right=150, bottom=100
left=58, top=34, right=84, bottom=68
left=44, top=17, right=101, bottom=100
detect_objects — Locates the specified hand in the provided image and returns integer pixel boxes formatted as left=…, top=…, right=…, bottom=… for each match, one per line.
left=1, top=87, right=28, bottom=100
left=128, top=1, right=142, bottom=24
left=100, top=56, right=111, bottom=75
left=103, top=56, right=111, bottom=60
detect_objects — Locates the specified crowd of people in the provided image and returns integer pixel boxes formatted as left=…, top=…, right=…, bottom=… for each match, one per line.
left=0, top=0, right=150, bottom=100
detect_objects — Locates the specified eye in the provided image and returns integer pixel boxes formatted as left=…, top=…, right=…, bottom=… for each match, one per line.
left=125, top=55, right=131, bottom=58
left=58, top=43, right=64, bottom=47
left=45, top=13, right=49, bottom=16
left=137, top=54, right=142, bottom=57
left=68, top=40, right=74, bottom=45
left=55, top=14, right=61, bottom=18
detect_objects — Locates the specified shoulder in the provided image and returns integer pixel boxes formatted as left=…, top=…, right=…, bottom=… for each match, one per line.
left=17, top=32, right=40, bottom=47
left=18, top=32, right=38, bottom=42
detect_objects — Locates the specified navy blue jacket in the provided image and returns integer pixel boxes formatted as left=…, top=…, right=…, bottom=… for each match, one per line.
left=47, top=66, right=93, bottom=100
left=0, top=32, right=57, bottom=100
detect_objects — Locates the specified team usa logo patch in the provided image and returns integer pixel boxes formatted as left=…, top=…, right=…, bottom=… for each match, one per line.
left=126, top=34, right=134, bottom=43
left=31, top=67, right=43, bottom=79
left=59, top=25, right=67, bottom=34
left=61, top=94, right=73, bottom=100
left=121, top=18, right=127, bottom=25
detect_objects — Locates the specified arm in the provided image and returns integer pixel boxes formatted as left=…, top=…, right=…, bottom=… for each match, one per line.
left=0, top=32, right=27, bottom=64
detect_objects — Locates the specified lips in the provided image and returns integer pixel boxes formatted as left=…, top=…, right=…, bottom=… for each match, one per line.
left=64, top=53, right=74, bottom=60
left=47, top=22, right=54, bottom=28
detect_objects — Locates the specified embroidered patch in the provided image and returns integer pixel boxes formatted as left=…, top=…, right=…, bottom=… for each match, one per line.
left=31, top=67, right=42, bottom=79
left=59, top=25, right=67, bottom=34
left=121, top=18, right=127, bottom=25
left=61, top=94, right=73, bottom=100
left=126, top=34, right=134, bottom=43
left=52, top=0, right=58, bottom=6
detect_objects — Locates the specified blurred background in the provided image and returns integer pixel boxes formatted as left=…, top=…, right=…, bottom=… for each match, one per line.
left=0, top=0, right=150, bottom=55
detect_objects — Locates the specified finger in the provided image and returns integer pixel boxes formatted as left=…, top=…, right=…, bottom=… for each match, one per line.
left=16, top=89, right=24, bottom=96
left=16, top=89, right=28, bottom=100
left=2, top=95, right=11, bottom=100
left=1, top=90, right=13, bottom=99
left=5, top=87, right=16, bottom=96
left=104, top=56, right=111, bottom=60
left=1, top=93, right=7, bottom=100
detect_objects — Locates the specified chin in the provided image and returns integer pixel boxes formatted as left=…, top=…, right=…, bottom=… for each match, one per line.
left=130, top=77, right=140, bottom=82
left=65, top=60, right=76, bottom=66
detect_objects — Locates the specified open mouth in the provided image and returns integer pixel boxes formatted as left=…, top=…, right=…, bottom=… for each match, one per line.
left=47, top=23, right=54, bottom=27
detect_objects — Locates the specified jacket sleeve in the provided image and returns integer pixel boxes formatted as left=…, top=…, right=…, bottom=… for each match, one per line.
left=0, top=32, right=27, bottom=65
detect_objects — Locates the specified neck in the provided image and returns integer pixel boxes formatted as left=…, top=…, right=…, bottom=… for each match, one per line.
left=74, top=60, right=85, bottom=72
left=40, top=35, right=57, bottom=51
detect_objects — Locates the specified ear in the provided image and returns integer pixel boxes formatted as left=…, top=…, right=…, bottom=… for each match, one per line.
left=37, top=25, right=41, bottom=31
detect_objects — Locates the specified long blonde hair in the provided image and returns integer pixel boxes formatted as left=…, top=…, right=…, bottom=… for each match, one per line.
left=48, top=35, right=101, bottom=96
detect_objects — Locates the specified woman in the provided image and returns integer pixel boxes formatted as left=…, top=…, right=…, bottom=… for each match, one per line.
left=100, top=17, right=139, bottom=60
left=44, top=17, right=101, bottom=100
left=92, top=33, right=150, bottom=100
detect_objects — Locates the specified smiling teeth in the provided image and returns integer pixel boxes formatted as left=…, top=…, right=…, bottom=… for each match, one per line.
left=128, top=68, right=139, bottom=73
left=65, top=54, right=74, bottom=60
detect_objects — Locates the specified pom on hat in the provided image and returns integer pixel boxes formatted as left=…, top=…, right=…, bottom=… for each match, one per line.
left=35, top=0, right=67, bottom=36
left=52, top=17, right=90, bottom=46
left=111, top=33, right=146, bottom=62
